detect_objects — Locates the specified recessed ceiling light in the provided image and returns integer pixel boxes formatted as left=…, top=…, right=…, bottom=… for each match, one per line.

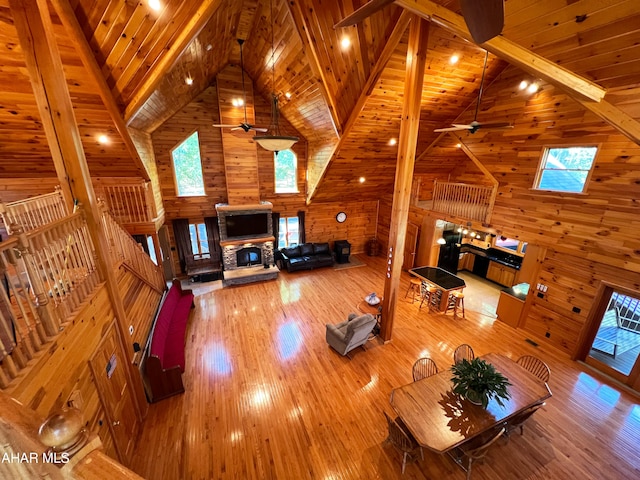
left=148, top=0, right=161, bottom=12
left=456, top=143, right=461, bottom=148
left=232, top=98, right=244, bottom=107
left=359, top=177, right=365, bottom=183
left=388, top=138, right=397, bottom=146
left=285, top=92, right=292, bottom=99
left=527, top=83, right=539, bottom=94
left=450, top=54, right=459, bottom=64
left=519, top=80, right=528, bottom=90
left=185, top=77, right=193, bottom=85
left=206, top=44, right=213, bottom=51
left=98, top=135, right=109, bottom=144
left=340, top=36, right=351, bottom=50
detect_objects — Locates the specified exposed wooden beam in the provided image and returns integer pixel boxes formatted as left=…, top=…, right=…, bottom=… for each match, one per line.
left=50, top=0, right=150, bottom=181
left=380, top=16, right=430, bottom=342
left=124, top=0, right=223, bottom=123
left=394, top=0, right=606, bottom=103
left=414, top=131, right=446, bottom=164
left=286, top=0, right=343, bottom=137
left=449, top=132, right=498, bottom=186
left=11, top=0, right=145, bottom=418
left=578, top=99, right=640, bottom=146
left=306, top=11, right=411, bottom=203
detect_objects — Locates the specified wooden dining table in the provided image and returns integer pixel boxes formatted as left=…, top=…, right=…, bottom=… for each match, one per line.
left=390, top=353, right=552, bottom=453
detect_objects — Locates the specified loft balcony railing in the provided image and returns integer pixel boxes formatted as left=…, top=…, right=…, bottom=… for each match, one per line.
left=431, top=180, right=497, bottom=224
left=94, top=180, right=157, bottom=226
left=0, top=193, right=165, bottom=389
left=0, top=212, right=101, bottom=388
left=100, top=203, right=165, bottom=293
left=0, top=187, right=68, bottom=235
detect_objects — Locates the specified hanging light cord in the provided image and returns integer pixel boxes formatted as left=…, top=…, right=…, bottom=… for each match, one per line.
left=269, top=0, right=279, bottom=134
left=473, top=50, right=489, bottom=122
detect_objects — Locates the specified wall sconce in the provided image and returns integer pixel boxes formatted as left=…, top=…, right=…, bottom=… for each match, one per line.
left=437, top=237, right=446, bottom=245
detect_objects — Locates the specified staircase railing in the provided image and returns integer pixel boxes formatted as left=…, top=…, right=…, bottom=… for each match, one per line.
left=0, top=187, right=68, bottom=235
left=100, top=206, right=165, bottom=293
left=431, top=181, right=496, bottom=224
left=0, top=212, right=101, bottom=388
left=94, top=181, right=156, bottom=225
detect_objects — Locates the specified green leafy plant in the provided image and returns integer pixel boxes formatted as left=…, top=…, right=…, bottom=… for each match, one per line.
left=450, top=358, right=512, bottom=409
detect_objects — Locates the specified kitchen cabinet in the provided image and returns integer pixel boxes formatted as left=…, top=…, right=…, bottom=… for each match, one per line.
left=496, top=283, right=529, bottom=328
left=486, top=261, right=517, bottom=287
left=457, top=252, right=476, bottom=272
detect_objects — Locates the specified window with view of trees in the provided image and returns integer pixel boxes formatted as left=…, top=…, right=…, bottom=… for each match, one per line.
left=274, top=149, right=298, bottom=193
left=535, top=146, right=598, bottom=193
left=172, top=132, right=205, bottom=196
left=189, top=223, right=209, bottom=256
left=278, top=217, right=299, bottom=249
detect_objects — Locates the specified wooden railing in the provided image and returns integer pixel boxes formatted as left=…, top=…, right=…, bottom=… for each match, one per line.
left=94, top=181, right=156, bottom=225
left=101, top=207, right=165, bottom=293
left=0, top=212, right=101, bottom=388
left=431, top=181, right=496, bottom=224
left=0, top=187, right=68, bottom=235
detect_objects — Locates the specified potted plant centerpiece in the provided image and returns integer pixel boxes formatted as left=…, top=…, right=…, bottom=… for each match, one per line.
left=450, top=358, right=512, bottom=408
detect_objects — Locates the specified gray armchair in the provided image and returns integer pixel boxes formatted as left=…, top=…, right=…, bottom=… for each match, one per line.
left=326, top=313, right=377, bottom=357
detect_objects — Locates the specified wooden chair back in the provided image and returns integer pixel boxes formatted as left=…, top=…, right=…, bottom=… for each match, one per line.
left=453, top=344, right=475, bottom=364
left=516, top=355, right=551, bottom=383
left=412, top=357, right=439, bottom=382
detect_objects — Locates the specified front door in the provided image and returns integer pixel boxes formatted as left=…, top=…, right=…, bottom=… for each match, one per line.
left=89, top=321, right=140, bottom=464
left=580, top=284, right=640, bottom=391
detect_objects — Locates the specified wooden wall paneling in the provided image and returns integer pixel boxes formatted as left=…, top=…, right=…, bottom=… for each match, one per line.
left=127, top=128, right=164, bottom=220
left=216, top=65, right=261, bottom=205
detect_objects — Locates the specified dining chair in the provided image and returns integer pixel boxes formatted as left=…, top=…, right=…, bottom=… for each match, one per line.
left=505, top=401, right=545, bottom=437
left=412, top=357, right=439, bottom=382
left=383, top=411, right=423, bottom=474
left=516, top=355, right=551, bottom=383
left=448, top=426, right=505, bottom=480
left=453, top=344, right=475, bottom=364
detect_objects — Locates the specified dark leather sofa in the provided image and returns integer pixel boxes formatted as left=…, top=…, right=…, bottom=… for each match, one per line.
left=279, top=243, right=335, bottom=272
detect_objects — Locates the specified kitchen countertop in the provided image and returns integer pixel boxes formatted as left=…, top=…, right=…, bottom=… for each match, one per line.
left=460, top=244, right=523, bottom=270
left=501, top=283, right=530, bottom=301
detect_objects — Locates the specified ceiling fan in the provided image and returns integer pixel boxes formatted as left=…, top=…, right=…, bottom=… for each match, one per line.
left=335, top=0, right=504, bottom=44
left=434, top=50, right=512, bottom=134
left=212, top=39, right=268, bottom=133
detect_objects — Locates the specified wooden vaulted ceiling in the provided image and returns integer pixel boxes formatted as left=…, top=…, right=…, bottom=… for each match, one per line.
left=0, top=1, right=639, bottom=203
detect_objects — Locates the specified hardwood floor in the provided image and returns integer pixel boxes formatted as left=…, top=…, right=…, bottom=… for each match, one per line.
left=130, top=256, right=640, bottom=479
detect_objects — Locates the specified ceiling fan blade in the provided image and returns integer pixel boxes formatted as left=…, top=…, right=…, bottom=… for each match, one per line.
left=478, top=122, right=513, bottom=129
left=434, top=126, right=470, bottom=132
left=460, top=0, right=504, bottom=44
left=251, top=127, right=269, bottom=133
left=212, top=124, right=240, bottom=128
left=334, top=0, right=394, bottom=28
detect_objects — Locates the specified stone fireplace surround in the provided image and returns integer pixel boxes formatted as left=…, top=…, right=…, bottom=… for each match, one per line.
left=215, top=202, right=279, bottom=286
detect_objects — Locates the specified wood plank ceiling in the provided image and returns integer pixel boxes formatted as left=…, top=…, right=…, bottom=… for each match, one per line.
left=0, top=0, right=638, bottom=202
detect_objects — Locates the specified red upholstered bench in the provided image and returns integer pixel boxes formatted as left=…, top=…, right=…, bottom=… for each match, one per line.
left=144, top=279, right=194, bottom=402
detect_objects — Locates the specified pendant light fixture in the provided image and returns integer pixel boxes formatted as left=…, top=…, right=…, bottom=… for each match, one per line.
left=253, top=0, right=299, bottom=153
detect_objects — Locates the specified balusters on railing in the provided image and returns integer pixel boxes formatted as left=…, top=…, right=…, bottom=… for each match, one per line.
left=0, top=187, right=68, bottom=235
left=94, top=181, right=155, bottom=225
left=99, top=206, right=164, bottom=293
left=431, top=181, right=495, bottom=224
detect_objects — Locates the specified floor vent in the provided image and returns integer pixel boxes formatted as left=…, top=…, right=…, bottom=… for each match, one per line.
left=525, top=338, right=539, bottom=347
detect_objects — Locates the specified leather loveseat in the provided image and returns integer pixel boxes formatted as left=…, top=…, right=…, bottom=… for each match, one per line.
left=279, top=243, right=335, bottom=272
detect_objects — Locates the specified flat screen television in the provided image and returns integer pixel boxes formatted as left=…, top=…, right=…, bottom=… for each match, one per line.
left=225, top=213, right=269, bottom=238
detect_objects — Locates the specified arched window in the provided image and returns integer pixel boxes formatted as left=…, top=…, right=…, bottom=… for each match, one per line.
left=274, top=149, right=298, bottom=193
left=172, top=131, right=205, bottom=196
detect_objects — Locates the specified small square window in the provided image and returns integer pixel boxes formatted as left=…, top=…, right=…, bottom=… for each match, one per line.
left=534, top=146, right=597, bottom=193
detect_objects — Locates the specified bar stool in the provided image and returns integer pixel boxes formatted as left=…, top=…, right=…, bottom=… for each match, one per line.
left=446, top=290, right=465, bottom=318
left=420, top=284, right=438, bottom=311
left=405, top=278, right=422, bottom=303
